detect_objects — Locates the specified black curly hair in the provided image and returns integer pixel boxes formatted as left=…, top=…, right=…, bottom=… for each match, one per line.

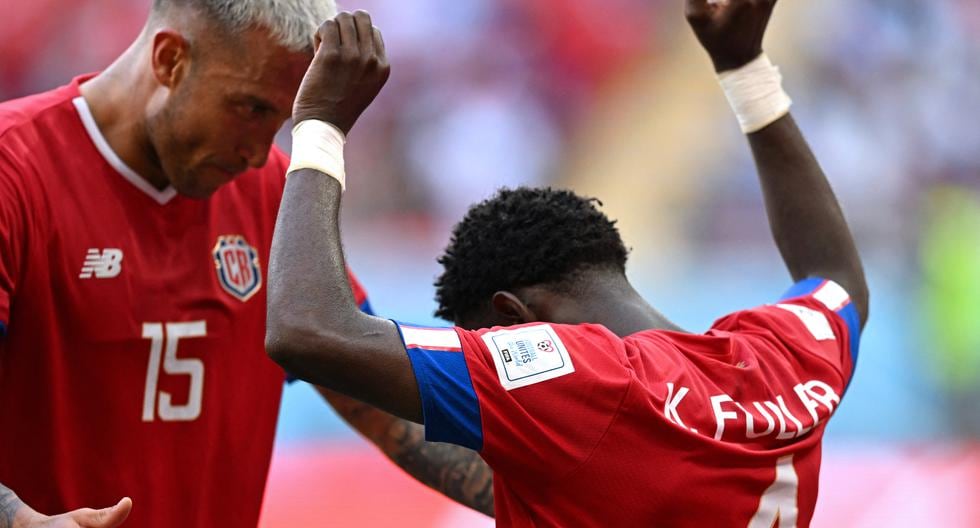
left=434, top=187, right=629, bottom=322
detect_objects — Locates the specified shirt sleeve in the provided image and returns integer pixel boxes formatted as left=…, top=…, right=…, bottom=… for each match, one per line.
left=712, top=277, right=862, bottom=386
left=0, top=146, right=29, bottom=336
left=395, top=321, right=632, bottom=483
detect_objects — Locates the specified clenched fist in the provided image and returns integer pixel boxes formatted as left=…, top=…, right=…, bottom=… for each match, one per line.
left=685, top=0, right=778, bottom=73
left=292, top=11, right=390, bottom=134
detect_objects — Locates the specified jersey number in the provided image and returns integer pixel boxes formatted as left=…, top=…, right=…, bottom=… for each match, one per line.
left=748, top=455, right=799, bottom=528
left=141, top=321, right=207, bottom=422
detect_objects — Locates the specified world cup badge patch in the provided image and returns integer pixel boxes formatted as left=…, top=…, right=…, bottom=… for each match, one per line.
left=213, top=235, right=262, bottom=302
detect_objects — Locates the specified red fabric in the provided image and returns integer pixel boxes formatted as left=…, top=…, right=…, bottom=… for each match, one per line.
left=455, top=292, right=854, bottom=527
left=0, top=77, right=366, bottom=526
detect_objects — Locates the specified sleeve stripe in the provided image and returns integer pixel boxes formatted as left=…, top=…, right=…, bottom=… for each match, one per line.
left=780, top=278, right=861, bottom=367
left=400, top=326, right=463, bottom=352
left=394, top=322, right=483, bottom=451
left=813, top=280, right=851, bottom=312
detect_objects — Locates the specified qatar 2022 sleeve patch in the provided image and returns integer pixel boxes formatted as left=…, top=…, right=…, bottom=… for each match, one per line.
left=481, top=324, right=575, bottom=391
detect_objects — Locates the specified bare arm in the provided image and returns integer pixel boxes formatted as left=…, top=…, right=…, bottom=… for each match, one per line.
left=686, top=0, right=869, bottom=326
left=265, top=11, right=421, bottom=421
left=317, top=388, right=495, bottom=516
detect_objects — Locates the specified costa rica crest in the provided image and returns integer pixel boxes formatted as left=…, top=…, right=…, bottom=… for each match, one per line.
left=212, top=235, right=262, bottom=301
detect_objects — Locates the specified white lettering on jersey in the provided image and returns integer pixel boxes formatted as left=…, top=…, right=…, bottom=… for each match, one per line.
left=665, top=383, right=696, bottom=433
left=674, top=379, right=841, bottom=443
left=483, top=324, right=575, bottom=391
left=711, top=394, right=737, bottom=440
left=79, top=248, right=123, bottom=279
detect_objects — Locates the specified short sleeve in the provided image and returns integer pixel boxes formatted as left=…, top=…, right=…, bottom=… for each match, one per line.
left=712, top=278, right=862, bottom=386
left=0, top=146, right=29, bottom=335
left=395, top=321, right=632, bottom=483
left=779, top=278, right=861, bottom=359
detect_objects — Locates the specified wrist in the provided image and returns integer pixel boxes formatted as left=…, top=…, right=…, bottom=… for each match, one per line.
left=287, top=119, right=347, bottom=190
left=711, top=51, right=763, bottom=74
left=717, top=53, right=792, bottom=134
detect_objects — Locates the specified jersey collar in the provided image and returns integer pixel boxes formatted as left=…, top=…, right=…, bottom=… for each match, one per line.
left=72, top=96, right=178, bottom=206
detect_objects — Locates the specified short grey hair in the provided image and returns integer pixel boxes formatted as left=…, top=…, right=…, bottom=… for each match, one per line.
left=153, top=0, right=338, bottom=51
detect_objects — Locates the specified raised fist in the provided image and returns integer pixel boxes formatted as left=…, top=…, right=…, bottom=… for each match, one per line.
left=292, top=11, right=390, bottom=134
left=685, top=0, right=778, bottom=73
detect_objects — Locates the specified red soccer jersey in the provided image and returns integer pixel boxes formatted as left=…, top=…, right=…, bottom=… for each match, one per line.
left=397, top=278, right=861, bottom=527
left=0, top=77, right=370, bottom=527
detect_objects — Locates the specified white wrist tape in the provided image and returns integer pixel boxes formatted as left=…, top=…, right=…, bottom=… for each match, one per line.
left=287, top=119, right=347, bottom=190
left=718, top=54, right=792, bottom=134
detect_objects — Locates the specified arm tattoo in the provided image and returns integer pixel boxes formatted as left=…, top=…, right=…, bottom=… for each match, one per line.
left=319, top=387, right=494, bottom=516
left=0, top=483, right=24, bottom=528
left=384, top=420, right=495, bottom=517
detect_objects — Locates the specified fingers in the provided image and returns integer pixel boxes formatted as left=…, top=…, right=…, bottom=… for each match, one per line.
left=335, top=11, right=359, bottom=58
left=69, top=497, right=132, bottom=528
left=315, top=18, right=341, bottom=56
left=353, top=10, right=376, bottom=56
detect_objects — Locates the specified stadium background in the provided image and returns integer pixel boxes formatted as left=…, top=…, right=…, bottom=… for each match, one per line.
left=3, top=0, right=978, bottom=526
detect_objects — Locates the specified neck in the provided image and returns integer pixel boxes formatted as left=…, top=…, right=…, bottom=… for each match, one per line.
left=78, top=35, right=170, bottom=191
left=523, top=270, right=686, bottom=338
left=583, top=278, right=684, bottom=338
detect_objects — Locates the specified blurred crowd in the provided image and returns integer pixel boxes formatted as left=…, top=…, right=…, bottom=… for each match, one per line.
left=2, top=0, right=978, bottom=438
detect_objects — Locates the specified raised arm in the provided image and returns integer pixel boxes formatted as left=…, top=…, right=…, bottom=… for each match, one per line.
left=265, top=11, right=422, bottom=422
left=686, top=0, right=869, bottom=326
left=316, top=388, right=495, bottom=516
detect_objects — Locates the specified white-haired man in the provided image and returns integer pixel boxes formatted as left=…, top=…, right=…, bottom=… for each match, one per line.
left=0, top=2, right=375, bottom=526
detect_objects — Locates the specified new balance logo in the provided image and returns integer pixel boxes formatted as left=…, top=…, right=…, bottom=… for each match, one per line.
left=79, top=249, right=124, bottom=279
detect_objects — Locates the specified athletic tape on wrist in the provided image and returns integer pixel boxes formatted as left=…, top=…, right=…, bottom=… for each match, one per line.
left=287, top=119, right=347, bottom=190
left=718, top=54, right=793, bottom=134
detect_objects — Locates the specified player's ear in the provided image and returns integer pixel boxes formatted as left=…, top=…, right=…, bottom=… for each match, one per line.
left=491, top=291, right=537, bottom=326
left=150, top=29, right=191, bottom=89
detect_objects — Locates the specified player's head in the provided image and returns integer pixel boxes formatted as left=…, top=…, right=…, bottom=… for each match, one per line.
left=142, top=0, right=336, bottom=198
left=435, top=187, right=630, bottom=329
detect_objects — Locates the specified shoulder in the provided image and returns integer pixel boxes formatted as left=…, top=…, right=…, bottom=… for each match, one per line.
left=462, top=322, right=627, bottom=392
left=0, top=83, right=79, bottom=144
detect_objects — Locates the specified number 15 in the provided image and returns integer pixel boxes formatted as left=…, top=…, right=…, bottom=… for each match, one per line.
left=141, top=321, right=207, bottom=422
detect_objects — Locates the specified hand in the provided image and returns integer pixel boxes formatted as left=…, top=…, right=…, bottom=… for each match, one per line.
left=14, top=498, right=132, bottom=528
left=292, top=11, right=391, bottom=134
left=685, top=0, right=777, bottom=73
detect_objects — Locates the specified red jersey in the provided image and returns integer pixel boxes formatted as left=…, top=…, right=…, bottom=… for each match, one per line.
left=0, top=77, right=370, bottom=527
left=397, top=278, right=861, bottom=527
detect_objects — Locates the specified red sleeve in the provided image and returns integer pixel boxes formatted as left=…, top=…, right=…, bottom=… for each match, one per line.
left=711, top=278, right=861, bottom=388
left=0, top=145, right=30, bottom=334
left=459, top=323, right=631, bottom=484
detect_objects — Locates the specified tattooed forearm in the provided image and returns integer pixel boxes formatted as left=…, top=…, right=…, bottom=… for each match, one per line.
left=318, top=387, right=494, bottom=516
left=384, top=420, right=494, bottom=517
left=0, top=483, right=25, bottom=528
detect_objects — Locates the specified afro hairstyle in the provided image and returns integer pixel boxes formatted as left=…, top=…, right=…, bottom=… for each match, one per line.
left=434, top=187, right=629, bottom=322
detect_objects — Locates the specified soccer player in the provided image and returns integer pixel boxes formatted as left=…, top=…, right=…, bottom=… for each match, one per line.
left=0, top=2, right=373, bottom=527
left=267, top=2, right=868, bottom=526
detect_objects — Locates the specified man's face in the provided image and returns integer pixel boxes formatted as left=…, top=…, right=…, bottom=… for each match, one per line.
left=148, top=28, right=312, bottom=198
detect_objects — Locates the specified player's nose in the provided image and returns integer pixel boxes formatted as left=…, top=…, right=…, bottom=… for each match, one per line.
left=237, top=143, right=270, bottom=170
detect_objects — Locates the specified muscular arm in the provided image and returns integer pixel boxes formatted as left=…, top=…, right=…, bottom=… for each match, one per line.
left=265, top=13, right=421, bottom=421
left=748, top=115, right=869, bottom=325
left=686, top=0, right=868, bottom=326
left=316, top=388, right=495, bottom=516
